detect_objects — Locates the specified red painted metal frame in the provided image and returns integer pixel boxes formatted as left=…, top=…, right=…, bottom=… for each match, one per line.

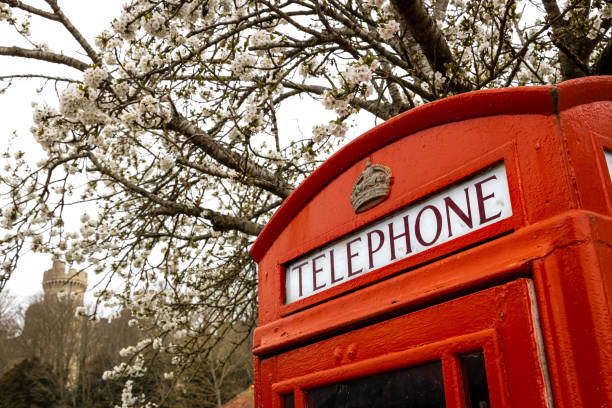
left=252, top=77, right=612, bottom=408
left=267, top=279, right=548, bottom=408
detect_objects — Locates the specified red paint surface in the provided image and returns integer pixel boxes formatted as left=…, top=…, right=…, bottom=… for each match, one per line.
left=271, top=280, right=545, bottom=408
left=251, top=77, right=612, bottom=408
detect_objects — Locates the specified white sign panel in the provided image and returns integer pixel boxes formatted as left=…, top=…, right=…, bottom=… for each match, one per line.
left=605, top=150, right=612, bottom=181
left=285, top=163, right=513, bottom=304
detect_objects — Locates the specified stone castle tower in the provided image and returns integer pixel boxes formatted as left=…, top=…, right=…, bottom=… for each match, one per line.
left=42, top=258, right=88, bottom=305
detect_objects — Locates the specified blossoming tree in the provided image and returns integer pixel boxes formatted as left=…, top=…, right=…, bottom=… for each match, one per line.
left=0, top=0, right=611, bottom=405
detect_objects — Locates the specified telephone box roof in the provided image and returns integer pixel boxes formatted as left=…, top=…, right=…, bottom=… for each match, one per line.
left=249, top=76, right=612, bottom=262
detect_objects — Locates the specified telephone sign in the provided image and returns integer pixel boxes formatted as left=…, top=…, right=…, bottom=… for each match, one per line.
left=285, top=163, right=511, bottom=303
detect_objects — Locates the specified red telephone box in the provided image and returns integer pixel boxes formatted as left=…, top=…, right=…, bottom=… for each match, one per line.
left=250, top=77, right=612, bottom=408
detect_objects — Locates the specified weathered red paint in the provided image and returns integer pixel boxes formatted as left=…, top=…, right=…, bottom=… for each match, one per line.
left=251, top=77, right=612, bottom=408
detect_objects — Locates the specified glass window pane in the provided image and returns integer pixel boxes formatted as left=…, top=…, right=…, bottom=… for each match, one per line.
left=306, top=360, right=445, bottom=408
left=283, top=393, right=295, bottom=408
left=460, top=352, right=491, bottom=408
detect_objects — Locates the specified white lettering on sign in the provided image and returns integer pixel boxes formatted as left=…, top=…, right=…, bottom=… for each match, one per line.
left=285, top=163, right=513, bottom=304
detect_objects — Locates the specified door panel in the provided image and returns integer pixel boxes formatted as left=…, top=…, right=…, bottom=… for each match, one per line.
left=267, top=278, right=551, bottom=408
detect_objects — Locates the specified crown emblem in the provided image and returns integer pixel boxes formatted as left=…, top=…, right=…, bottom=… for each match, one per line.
left=350, top=159, right=392, bottom=213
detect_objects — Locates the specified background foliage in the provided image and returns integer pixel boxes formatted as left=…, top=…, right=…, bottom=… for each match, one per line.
left=0, top=293, right=253, bottom=407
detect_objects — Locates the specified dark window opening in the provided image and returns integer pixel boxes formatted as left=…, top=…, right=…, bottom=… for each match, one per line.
left=283, top=393, right=295, bottom=408
left=460, top=352, right=491, bottom=408
left=306, top=360, right=445, bottom=408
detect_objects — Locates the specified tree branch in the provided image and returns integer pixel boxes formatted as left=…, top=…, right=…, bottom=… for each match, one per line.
left=167, top=113, right=294, bottom=199
left=389, top=0, right=454, bottom=75
left=0, top=73, right=78, bottom=83
left=43, top=0, right=100, bottom=65
left=88, top=153, right=264, bottom=236
left=593, top=37, right=612, bottom=75
left=0, top=0, right=59, bottom=21
left=88, top=153, right=201, bottom=216
left=0, top=46, right=88, bottom=71
left=248, top=199, right=283, bottom=220
left=281, top=80, right=400, bottom=119
left=207, top=210, right=263, bottom=235
left=176, top=157, right=233, bottom=180
left=541, top=0, right=564, bottom=29
left=433, top=0, right=450, bottom=22
left=541, top=0, right=595, bottom=79
left=551, top=38, right=590, bottom=75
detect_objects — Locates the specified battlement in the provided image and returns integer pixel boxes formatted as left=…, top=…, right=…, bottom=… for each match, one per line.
left=42, top=258, right=88, bottom=304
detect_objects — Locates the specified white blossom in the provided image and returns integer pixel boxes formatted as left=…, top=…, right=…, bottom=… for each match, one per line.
left=379, top=19, right=400, bottom=40
left=83, top=66, right=108, bottom=89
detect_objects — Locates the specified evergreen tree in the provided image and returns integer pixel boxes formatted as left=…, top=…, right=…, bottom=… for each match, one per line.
left=0, top=358, right=60, bottom=408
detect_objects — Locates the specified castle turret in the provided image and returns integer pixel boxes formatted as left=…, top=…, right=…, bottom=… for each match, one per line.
left=42, top=258, right=88, bottom=305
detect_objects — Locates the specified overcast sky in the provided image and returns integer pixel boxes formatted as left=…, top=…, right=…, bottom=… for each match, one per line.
left=1, top=0, right=124, bottom=305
